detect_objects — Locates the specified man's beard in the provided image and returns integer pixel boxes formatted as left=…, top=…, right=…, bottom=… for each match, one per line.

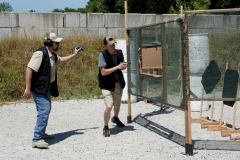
left=53, top=47, right=59, bottom=51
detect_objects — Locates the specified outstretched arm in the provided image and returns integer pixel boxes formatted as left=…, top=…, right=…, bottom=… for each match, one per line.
left=61, top=48, right=81, bottom=64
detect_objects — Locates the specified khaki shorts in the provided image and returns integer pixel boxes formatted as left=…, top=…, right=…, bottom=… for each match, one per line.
left=102, top=82, right=123, bottom=106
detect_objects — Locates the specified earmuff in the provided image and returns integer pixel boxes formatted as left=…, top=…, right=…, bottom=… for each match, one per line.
left=45, top=33, right=53, bottom=47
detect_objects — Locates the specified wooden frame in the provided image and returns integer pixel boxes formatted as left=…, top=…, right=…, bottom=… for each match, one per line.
left=125, top=3, right=192, bottom=155
left=125, top=1, right=240, bottom=155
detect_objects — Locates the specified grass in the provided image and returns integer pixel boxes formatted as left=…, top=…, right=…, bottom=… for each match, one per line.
left=209, top=30, right=240, bottom=65
left=2, top=29, right=239, bottom=105
left=208, top=30, right=240, bottom=92
left=0, top=35, right=106, bottom=103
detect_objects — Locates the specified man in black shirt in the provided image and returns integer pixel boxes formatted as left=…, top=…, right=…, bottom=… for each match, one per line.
left=98, top=36, right=127, bottom=137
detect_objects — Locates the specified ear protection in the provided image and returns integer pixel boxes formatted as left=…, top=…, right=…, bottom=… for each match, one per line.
left=46, top=33, right=51, bottom=43
left=45, top=33, right=53, bottom=46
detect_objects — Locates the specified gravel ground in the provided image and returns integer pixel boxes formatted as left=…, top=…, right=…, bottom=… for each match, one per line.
left=0, top=99, right=240, bottom=160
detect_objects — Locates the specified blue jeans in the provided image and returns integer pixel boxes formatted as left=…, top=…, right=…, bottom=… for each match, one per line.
left=31, top=92, right=51, bottom=142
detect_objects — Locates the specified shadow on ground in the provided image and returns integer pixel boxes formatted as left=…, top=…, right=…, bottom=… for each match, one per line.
left=47, top=127, right=99, bottom=145
left=141, top=106, right=174, bottom=118
left=110, top=125, right=136, bottom=135
left=137, top=98, right=175, bottom=116
left=133, top=114, right=240, bottom=151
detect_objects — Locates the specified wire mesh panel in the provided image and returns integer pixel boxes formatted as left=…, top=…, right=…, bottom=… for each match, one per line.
left=127, top=19, right=185, bottom=109
left=186, top=10, right=240, bottom=103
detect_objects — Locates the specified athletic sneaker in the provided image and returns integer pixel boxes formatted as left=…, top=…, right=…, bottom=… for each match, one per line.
left=103, top=127, right=110, bottom=137
left=111, top=116, right=125, bottom=127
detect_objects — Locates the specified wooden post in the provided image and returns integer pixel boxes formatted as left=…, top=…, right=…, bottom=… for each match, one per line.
left=125, top=1, right=132, bottom=123
left=232, top=63, right=240, bottom=129
left=183, top=11, right=193, bottom=155
left=181, top=6, right=183, bottom=19
left=219, top=102, right=224, bottom=125
left=180, top=5, right=183, bottom=102
left=185, top=101, right=193, bottom=155
left=161, top=24, right=168, bottom=103
left=232, top=99, right=237, bottom=130
left=199, top=62, right=207, bottom=118
left=220, top=63, right=228, bottom=126
left=210, top=89, right=215, bottom=122
left=125, top=1, right=129, bottom=47
left=128, top=94, right=132, bottom=123
left=199, top=86, right=205, bottom=118
left=219, top=63, right=230, bottom=125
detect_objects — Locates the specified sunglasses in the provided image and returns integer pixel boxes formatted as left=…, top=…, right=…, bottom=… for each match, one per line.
left=54, top=42, right=60, bottom=45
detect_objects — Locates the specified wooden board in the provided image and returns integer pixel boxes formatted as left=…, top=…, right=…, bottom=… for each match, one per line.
left=141, top=73, right=162, bottom=77
left=207, top=125, right=232, bottom=131
left=191, top=117, right=209, bottom=123
left=141, top=47, right=162, bottom=69
left=221, top=130, right=240, bottom=137
left=201, top=121, right=223, bottom=128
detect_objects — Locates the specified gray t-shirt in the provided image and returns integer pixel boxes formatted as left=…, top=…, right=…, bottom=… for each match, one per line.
left=98, top=52, right=124, bottom=81
left=98, top=52, right=107, bottom=67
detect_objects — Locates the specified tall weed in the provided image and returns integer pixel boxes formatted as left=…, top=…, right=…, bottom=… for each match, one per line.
left=0, top=35, right=106, bottom=102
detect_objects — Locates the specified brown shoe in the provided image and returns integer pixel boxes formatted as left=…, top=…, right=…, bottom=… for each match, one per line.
left=42, top=134, right=54, bottom=139
left=32, top=139, right=49, bottom=148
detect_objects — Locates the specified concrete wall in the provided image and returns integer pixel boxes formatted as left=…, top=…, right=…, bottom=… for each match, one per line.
left=188, top=15, right=240, bottom=36
left=1, top=12, right=240, bottom=40
left=0, top=12, right=181, bottom=40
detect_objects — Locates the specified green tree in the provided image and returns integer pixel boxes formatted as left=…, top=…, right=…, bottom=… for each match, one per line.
left=169, top=0, right=211, bottom=14
left=64, top=7, right=78, bottom=12
left=52, top=8, right=65, bottom=12
left=0, top=2, right=13, bottom=12
left=81, top=0, right=177, bottom=14
left=29, top=10, right=36, bottom=12
left=127, top=0, right=148, bottom=14
left=77, top=8, right=87, bottom=13
left=114, top=0, right=125, bottom=13
left=85, top=0, right=104, bottom=13
left=102, top=0, right=177, bottom=14
left=52, top=7, right=86, bottom=13
left=192, top=0, right=211, bottom=10
left=145, top=0, right=177, bottom=14
left=101, top=0, right=116, bottom=13
left=209, top=0, right=240, bottom=9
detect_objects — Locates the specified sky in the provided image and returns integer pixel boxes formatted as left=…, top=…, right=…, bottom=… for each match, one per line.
left=2, top=0, right=89, bottom=12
